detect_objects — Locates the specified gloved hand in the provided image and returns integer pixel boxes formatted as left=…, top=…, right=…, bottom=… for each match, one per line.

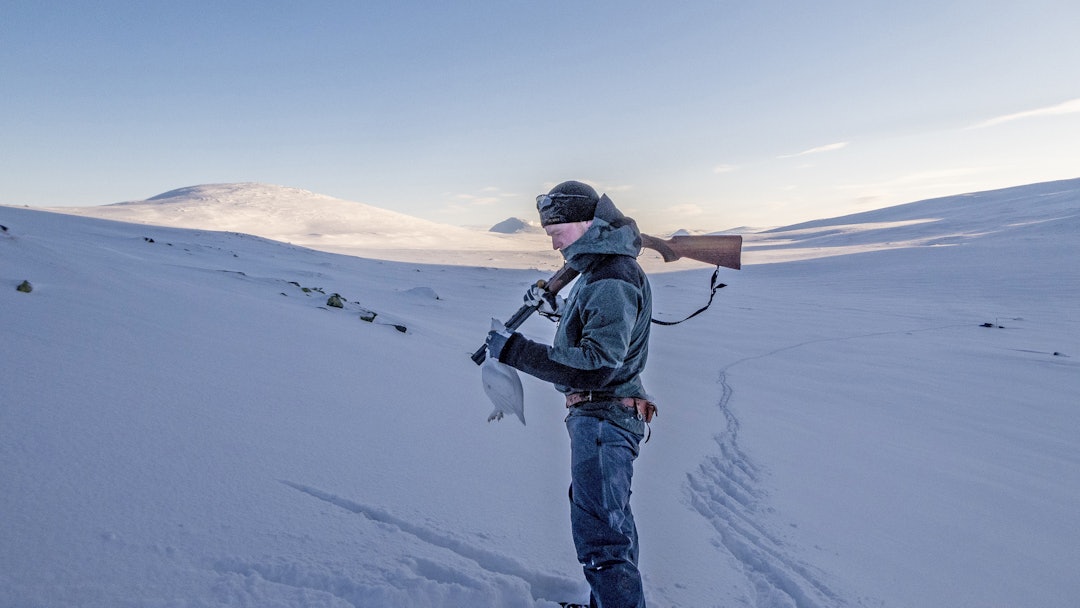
left=523, top=283, right=565, bottom=317
left=485, top=319, right=514, bottom=361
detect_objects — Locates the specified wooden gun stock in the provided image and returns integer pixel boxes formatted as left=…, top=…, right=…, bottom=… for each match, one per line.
left=639, top=233, right=742, bottom=270
left=471, top=232, right=741, bottom=364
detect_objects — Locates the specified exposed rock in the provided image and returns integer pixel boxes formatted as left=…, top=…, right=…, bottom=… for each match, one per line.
left=489, top=217, right=541, bottom=234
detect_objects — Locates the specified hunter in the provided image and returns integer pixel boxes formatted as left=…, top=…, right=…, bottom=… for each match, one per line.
left=485, top=180, right=655, bottom=608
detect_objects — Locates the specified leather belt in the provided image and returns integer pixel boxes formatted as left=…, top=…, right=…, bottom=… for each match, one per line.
left=565, top=391, right=632, bottom=408
left=566, top=391, right=655, bottom=418
left=565, top=392, right=659, bottom=431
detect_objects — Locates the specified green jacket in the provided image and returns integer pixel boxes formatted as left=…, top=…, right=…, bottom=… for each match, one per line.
left=500, top=195, right=652, bottom=399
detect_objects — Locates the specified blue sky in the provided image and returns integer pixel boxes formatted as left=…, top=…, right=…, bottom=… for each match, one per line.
left=3, top=1, right=1079, bottom=231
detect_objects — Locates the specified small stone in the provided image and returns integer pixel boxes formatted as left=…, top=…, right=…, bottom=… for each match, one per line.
left=16, top=280, right=32, bottom=293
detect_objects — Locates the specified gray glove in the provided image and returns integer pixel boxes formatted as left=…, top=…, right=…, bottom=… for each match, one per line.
left=524, top=283, right=565, bottom=317
left=485, top=318, right=513, bottom=361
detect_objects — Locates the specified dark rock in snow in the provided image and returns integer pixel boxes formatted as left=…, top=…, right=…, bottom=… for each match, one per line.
left=489, top=217, right=541, bottom=234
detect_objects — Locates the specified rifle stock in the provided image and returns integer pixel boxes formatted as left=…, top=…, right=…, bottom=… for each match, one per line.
left=471, top=232, right=741, bottom=365
left=639, top=233, right=742, bottom=269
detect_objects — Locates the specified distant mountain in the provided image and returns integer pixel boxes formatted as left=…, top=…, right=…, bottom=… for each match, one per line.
left=38, top=178, right=1080, bottom=268
left=45, top=183, right=527, bottom=254
left=489, top=217, right=541, bottom=234
left=58, top=183, right=455, bottom=239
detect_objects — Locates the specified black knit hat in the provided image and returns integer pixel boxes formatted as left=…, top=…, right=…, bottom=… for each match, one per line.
left=536, top=181, right=600, bottom=226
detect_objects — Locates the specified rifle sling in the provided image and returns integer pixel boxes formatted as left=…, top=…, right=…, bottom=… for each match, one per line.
left=651, top=266, right=727, bottom=326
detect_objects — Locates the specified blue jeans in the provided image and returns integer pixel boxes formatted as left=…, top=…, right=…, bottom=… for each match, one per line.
left=566, top=404, right=646, bottom=608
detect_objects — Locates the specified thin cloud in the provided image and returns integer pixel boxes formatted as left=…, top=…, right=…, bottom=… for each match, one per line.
left=449, top=187, right=517, bottom=207
left=712, top=164, right=737, bottom=174
left=970, top=97, right=1080, bottom=129
left=839, top=167, right=986, bottom=191
left=595, top=182, right=634, bottom=194
left=779, top=141, right=849, bottom=159
left=669, top=204, right=704, bottom=216
left=537, top=181, right=631, bottom=195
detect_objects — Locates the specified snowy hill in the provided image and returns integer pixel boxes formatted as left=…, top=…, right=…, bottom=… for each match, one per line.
left=47, top=183, right=557, bottom=268
left=744, top=177, right=1080, bottom=265
left=3, top=178, right=1080, bottom=607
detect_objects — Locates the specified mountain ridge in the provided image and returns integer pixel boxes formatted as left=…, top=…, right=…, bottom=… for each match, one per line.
left=44, top=182, right=554, bottom=264
left=31, top=177, right=1080, bottom=268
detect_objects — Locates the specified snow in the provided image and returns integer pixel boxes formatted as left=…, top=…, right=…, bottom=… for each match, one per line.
left=3, top=178, right=1080, bottom=607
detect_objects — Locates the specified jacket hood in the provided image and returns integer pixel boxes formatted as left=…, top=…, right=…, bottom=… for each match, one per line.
left=561, top=194, right=642, bottom=270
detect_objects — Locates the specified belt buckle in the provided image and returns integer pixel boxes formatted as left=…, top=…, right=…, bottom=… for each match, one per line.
left=566, top=391, right=597, bottom=408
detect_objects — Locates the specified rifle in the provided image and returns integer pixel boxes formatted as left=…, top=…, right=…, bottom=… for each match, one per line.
left=471, top=233, right=741, bottom=364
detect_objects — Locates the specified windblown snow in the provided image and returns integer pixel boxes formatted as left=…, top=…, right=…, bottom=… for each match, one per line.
left=3, top=178, right=1079, bottom=607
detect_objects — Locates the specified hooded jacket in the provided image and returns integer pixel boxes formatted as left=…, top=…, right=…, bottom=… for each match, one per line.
left=499, top=195, right=652, bottom=399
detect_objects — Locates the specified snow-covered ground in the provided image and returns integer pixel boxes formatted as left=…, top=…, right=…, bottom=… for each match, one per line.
left=3, top=178, right=1079, bottom=607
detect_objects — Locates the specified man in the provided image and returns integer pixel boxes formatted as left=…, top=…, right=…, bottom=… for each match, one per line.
left=485, top=180, right=655, bottom=608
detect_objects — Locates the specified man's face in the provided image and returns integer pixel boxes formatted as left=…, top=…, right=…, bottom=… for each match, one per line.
left=545, top=220, right=592, bottom=250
